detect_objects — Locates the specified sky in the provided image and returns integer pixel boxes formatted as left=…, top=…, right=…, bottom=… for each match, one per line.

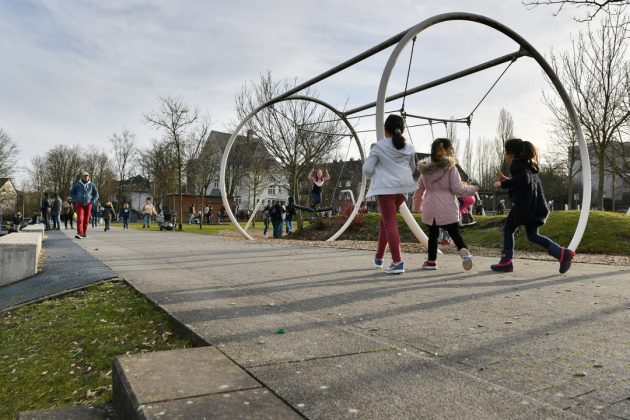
left=1, top=0, right=586, bottom=185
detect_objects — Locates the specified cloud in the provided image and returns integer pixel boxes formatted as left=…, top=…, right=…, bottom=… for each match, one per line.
left=0, top=0, right=583, bottom=184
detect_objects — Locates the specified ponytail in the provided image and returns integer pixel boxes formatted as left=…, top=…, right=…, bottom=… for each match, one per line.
left=504, top=138, right=539, bottom=171
left=384, top=114, right=406, bottom=150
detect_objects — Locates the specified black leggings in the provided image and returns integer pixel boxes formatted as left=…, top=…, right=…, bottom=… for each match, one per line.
left=428, top=221, right=467, bottom=261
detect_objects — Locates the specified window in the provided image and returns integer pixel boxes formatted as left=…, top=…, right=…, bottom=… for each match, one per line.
left=213, top=179, right=219, bottom=189
left=345, top=180, right=351, bottom=187
left=268, top=186, right=276, bottom=195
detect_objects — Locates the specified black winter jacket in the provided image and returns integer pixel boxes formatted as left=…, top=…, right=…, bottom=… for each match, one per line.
left=500, top=159, right=549, bottom=226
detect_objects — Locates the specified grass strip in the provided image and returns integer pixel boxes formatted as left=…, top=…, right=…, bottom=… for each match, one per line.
left=0, top=281, right=194, bottom=419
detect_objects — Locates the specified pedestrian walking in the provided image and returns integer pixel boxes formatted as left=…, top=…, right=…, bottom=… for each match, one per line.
left=270, top=201, right=284, bottom=238
left=285, top=196, right=296, bottom=234
left=62, top=197, right=75, bottom=229
left=119, top=203, right=131, bottom=230
left=51, top=192, right=62, bottom=230
left=102, top=201, right=116, bottom=232
left=69, top=171, right=99, bottom=239
left=41, top=192, right=51, bottom=231
left=141, top=197, right=157, bottom=228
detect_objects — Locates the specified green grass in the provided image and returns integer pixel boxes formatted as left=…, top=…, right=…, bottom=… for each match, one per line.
left=127, top=221, right=242, bottom=234
left=293, top=210, right=630, bottom=255
left=0, top=282, right=194, bottom=419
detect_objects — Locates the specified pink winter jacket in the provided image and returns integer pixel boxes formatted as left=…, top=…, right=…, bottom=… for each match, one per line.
left=411, top=157, right=476, bottom=226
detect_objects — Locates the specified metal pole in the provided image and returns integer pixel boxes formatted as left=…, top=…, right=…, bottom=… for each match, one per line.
left=345, top=49, right=526, bottom=116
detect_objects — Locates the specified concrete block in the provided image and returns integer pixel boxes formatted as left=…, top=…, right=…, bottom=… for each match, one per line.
left=17, top=404, right=115, bottom=420
left=0, top=232, right=42, bottom=286
left=21, top=224, right=46, bottom=239
left=113, top=347, right=296, bottom=420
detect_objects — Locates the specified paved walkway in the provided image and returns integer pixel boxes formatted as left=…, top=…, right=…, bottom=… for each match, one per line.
left=0, top=229, right=116, bottom=311
left=64, top=227, right=629, bottom=418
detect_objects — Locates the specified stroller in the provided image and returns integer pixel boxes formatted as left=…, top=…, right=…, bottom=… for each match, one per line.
left=159, top=211, right=176, bottom=231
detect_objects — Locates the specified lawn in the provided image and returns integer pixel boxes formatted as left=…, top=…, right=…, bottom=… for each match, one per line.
left=0, top=281, right=194, bottom=419
left=293, top=210, right=630, bottom=255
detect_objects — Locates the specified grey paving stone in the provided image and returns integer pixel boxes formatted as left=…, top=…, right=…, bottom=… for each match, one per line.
left=17, top=404, right=115, bottom=420
left=249, top=351, right=574, bottom=419
left=140, top=388, right=301, bottom=419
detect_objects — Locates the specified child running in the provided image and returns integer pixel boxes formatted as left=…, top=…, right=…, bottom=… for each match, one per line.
left=362, top=114, right=417, bottom=274
left=491, top=138, right=574, bottom=273
left=412, top=138, right=477, bottom=270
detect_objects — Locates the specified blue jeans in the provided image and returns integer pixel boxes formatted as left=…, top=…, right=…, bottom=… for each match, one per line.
left=263, top=218, right=270, bottom=235
left=285, top=218, right=293, bottom=233
left=122, top=217, right=129, bottom=229
left=143, top=214, right=152, bottom=227
left=503, top=216, right=560, bottom=260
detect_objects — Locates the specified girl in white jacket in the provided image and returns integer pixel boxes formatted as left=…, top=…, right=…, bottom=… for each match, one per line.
left=362, top=115, right=417, bottom=274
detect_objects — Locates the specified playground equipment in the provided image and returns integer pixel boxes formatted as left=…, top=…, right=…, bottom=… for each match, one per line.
left=221, top=12, right=590, bottom=252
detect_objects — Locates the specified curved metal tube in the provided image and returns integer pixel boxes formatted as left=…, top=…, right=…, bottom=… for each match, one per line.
left=220, top=95, right=367, bottom=242
left=376, top=12, right=590, bottom=252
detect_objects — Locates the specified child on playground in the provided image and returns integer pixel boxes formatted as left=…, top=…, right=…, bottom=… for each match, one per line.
left=412, top=138, right=477, bottom=270
left=491, top=138, right=574, bottom=273
left=120, top=202, right=131, bottom=230
left=362, top=114, right=417, bottom=274
left=308, top=168, right=330, bottom=209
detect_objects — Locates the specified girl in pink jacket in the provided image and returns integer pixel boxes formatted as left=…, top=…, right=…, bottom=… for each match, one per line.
left=412, top=138, right=478, bottom=270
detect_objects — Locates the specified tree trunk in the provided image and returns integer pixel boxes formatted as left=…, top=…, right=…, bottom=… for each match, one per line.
left=598, top=145, right=606, bottom=210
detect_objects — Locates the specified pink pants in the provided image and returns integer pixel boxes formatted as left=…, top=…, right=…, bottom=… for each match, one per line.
left=376, top=194, right=407, bottom=263
left=75, top=203, right=93, bottom=236
left=459, top=195, right=475, bottom=215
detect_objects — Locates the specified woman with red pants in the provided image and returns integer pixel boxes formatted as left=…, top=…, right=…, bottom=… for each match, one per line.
left=69, top=171, right=99, bottom=239
left=362, top=114, right=417, bottom=274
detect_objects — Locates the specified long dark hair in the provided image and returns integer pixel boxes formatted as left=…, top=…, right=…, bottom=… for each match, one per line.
left=384, top=114, right=406, bottom=150
left=504, top=138, right=539, bottom=172
left=430, top=138, right=453, bottom=162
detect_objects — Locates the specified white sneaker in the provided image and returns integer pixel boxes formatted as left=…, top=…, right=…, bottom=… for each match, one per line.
left=460, top=248, right=473, bottom=271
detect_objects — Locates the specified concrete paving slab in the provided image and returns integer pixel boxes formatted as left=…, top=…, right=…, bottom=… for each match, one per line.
left=0, top=231, right=41, bottom=286
left=17, top=404, right=115, bottom=420
left=139, top=388, right=301, bottom=419
left=249, top=350, right=574, bottom=419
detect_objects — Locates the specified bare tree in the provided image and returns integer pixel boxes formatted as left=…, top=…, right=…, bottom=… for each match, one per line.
left=546, top=12, right=630, bottom=209
left=82, top=147, right=116, bottom=202
left=137, top=139, right=178, bottom=211
left=110, top=129, right=137, bottom=206
left=235, top=71, right=345, bottom=203
left=522, top=0, right=629, bottom=21
left=0, top=129, right=19, bottom=178
left=496, top=108, right=514, bottom=174
left=145, top=96, right=203, bottom=229
left=42, top=145, right=83, bottom=196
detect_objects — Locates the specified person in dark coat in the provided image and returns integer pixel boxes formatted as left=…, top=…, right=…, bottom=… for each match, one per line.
left=285, top=196, right=296, bottom=234
left=101, top=201, right=116, bottom=232
left=41, top=192, right=51, bottom=231
left=491, top=138, right=574, bottom=274
left=269, top=201, right=285, bottom=238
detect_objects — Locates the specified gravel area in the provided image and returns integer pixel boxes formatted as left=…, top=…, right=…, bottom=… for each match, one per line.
left=217, top=229, right=630, bottom=266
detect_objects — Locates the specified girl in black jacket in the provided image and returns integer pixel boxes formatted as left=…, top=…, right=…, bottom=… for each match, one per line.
left=491, top=138, right=574, bottom=274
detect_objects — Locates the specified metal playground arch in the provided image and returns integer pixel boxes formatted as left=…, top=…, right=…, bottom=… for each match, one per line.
left=221, top=12, right=591, bottom=252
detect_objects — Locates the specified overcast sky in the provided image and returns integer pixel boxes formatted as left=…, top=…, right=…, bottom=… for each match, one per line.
left=1, top=0, right=585, bottom=185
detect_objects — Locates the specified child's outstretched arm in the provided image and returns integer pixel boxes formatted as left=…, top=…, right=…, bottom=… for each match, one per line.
left=323, top=169, right=330, bottom=182
left=500, top=163, right=530, bottom=189
left=411, top=176, right=425, bottom=213
left=449, top=168, right=477, bottom=196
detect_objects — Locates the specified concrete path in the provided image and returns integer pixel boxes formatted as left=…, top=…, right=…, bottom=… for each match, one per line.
left=65, top=227, right=630, bottom=419
left=0, top=229, right=116, bottom=311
